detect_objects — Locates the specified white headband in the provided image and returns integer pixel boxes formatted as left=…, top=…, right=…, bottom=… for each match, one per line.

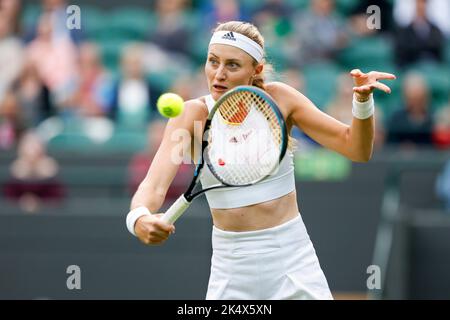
left=209, top=31, right=264, bottom=63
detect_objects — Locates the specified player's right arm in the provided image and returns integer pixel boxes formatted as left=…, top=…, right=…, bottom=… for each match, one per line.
left=129, top=99, right=208, bottom=245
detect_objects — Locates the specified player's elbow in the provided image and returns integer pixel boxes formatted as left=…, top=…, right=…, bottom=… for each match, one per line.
left=353, top=155, right=371, bottom=163
left=351, top=149, right=373, bottom=163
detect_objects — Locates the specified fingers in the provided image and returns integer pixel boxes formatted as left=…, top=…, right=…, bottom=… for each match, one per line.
left=135, top=214, right=176, bottom=245
left=140, top=234, right=168, bottom=245
left=351, top=69, right=396, bottom=96
left=372, top=81, right=392, bottom=93
left=352, top=70, right=396, bottom=80
left=149, top=229, right=172, bottom=240
left=153, top=217, right=176, bottom=234
left=350, top=69, right=368, bottom=78
left=138, top=213, right=175, bottom=232
left=354, top=81, right=392, bottom=94
left=353, top=85, right=371, bottom=94
left=369, top=71, right=396, bottom=80
left=140, top=227, right=172, bottom=245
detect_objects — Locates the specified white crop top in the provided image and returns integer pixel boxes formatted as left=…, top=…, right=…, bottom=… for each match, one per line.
left=199, top=94, right=296, bottom=209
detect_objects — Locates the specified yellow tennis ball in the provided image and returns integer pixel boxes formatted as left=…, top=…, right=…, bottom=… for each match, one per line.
left=157, top=93, right=184, bottom=118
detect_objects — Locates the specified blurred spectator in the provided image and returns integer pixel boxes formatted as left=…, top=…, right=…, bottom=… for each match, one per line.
left=279, top=68, right=305, bottom=92
left=326, top=73, right=355, bottom=125
left=150, top=0, right=192, bottom=57
left=14, top=60, right=55, bottom=127
left=2, top=131, right=65, bottom=213
left=169, top=75, right=196, bottom=101
left=374, top=108, right=387, bottom=150
left=0, top=10, right=24, bottom=102
left=432, top=97, right=450, bottom=149
left=63, top=42, right=113, bottom=118
left=326, top=73, right=385, bottom=150
left=436, top=159, right=450, bottom=212
left=189, top=67, right=209, bottom=98
left=286, top=0, right=349, bottom=67
left=128, top=120, right=193, bottom=205
left=394, top=0, right=450, bottom=37
left=393, top=0, right=445, bottom=68
left=348, top=0, right=394, bottom=36
left=253, top=0, right=292, bottom=21
left=109, top=43, right=161, bottom=130
left=0, top=90, right=25, bottom=150
left=277, top=68, right=317, bottom=148
left=41, top=0, right=83, bottom=44
left=1, top=0, right=22, bottom=35
left=253, top=0, right=293, bottom=40
left=26, top=13, right=78, bottom=108
left=202, top=0, right=248, bottom=31
left=142, top=41, right=194, bottom=76
left=386, top=72, right=434, bottom=147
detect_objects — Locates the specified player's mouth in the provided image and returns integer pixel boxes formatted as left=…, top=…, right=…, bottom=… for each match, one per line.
left=212, top=84, right=228, bottom=92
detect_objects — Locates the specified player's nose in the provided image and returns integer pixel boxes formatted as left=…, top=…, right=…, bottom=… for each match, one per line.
left=215, top=65, right=227, bottom=81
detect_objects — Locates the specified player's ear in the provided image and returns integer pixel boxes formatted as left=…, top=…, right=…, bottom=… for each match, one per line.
left=254, top=63, right=263, bottom=76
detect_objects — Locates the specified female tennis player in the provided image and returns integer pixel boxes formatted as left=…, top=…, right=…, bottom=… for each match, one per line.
left=126, top=21, right=395, bottom=299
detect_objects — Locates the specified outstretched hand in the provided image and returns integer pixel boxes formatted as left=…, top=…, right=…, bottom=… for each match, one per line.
left=350, top=69, right=396, bottom=101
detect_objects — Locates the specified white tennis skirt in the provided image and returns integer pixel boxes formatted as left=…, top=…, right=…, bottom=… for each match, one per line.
left=206, top=214, right=334, bottom=300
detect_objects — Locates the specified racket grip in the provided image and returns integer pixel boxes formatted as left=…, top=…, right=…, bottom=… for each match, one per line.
left=161, top=195, right=190, bottom=224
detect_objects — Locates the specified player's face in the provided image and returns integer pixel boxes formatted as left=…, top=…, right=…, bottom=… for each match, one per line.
left=205, top=44, right=257, bottom=101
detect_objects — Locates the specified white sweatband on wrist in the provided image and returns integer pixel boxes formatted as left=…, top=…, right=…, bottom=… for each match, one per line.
left=352, top=94, right=374, bottom=120
left=126, top=206, right=151, bottom=237
left=209, top=31, right=264, bottom=63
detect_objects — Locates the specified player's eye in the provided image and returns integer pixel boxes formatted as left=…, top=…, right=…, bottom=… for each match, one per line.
left=209, top=58, right=219, bottom=66
left=227, top=62, right=240, bottom=69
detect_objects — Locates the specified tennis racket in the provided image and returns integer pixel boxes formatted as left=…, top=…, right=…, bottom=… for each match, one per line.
left=161, top=85, right=288, bottom=224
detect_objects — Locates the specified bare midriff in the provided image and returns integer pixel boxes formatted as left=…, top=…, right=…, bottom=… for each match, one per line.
left=211, top=190, right=299, bottom=231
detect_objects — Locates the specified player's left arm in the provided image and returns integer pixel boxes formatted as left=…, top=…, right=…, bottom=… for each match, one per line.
left=270, top=69, right=395, bottom=162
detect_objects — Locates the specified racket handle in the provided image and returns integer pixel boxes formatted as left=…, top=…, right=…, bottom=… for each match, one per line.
left=161, top=195, right=190, bottom=224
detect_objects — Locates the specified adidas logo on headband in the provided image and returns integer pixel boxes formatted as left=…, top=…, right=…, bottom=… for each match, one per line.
left=221, top=32, right=236, bottom=41
left=210, top=30, right=263, bottom=62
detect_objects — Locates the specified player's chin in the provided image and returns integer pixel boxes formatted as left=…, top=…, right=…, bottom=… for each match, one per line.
left=211, top=88, right=228, bottom=99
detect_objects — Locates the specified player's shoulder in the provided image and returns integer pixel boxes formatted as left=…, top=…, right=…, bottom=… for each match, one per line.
left=265, top=81, right=311, bottom=115
left=183, top=97, right=209, bottom=117
left=166, top=97, right=208, bottom=132
left=266, top=81, right=309, bottom=102
left=184, top=97, right=206, bottom=109
left=265, top=81, right=300, bottom=104
left=266, top=81, right=298, bottom=96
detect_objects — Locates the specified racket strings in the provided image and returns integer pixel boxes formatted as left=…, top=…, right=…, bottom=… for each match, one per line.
left=208, top=91, right=283, bottom=185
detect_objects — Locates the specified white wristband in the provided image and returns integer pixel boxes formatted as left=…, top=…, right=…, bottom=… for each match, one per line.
left=352, top=94, right=374, bottom=120
left=126, top=206, right=151, bottom=237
